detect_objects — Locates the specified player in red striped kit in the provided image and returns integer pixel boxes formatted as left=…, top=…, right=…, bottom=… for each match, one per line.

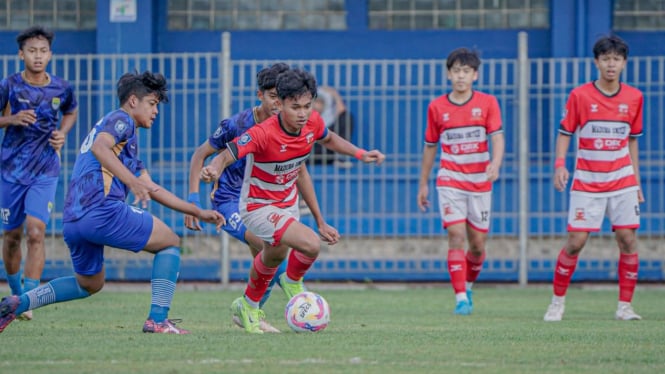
left=201, top=68, right=385, bottom=333
left=417, top=48, right=505, bottom=315
left=543, top=35, right=644, bottom=322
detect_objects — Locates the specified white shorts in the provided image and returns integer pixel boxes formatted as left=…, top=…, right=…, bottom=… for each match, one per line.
left=240, top=203, right=300, bottom=246
left=437, top=187, right=492, bottom=232
left=567, top=191, right=640, bottom=232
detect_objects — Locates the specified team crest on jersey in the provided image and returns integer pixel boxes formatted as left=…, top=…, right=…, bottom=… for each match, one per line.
left=114, top=120, right=128, bottom=134
left=450, top=144, right=460, bottom=154
left=306, top=132, right=314, bottom=144
left=471, top=107, right=482, bottom=118
left=213, top=127, right=223, bottom=138
left=238, top=133, right=252, bottom=146
left=574, top=208, right=585, bottom=221
left=618, top=104, right=629, bottom=115
left=590, top=104, right=598, bottom=113
left=51, top=97, right=61, bottom=110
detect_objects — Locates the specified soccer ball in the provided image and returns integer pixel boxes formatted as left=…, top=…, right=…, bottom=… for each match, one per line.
left=284, top=291, right=330, bottom=333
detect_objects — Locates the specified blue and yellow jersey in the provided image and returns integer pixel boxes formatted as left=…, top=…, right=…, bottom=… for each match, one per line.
left=0, top=72, right=77, bottom=184
left=63, top=109, right=145, bottom=222
left=208, top=107, right=258, bottom=202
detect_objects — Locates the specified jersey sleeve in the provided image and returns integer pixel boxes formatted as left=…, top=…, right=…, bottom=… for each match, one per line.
left=228, top=124, right=264, bottom=160
left=208, top=118, right=240, bottom=150
left=559, top=90, right=579, bottom=135
left=101, top=113, right=133, bottom=144
left=60, top=83, right=78, bottom=114
left=486, top=95, right=503, bottom=135
left=424, top=102, right=440, bottom=145
left=630, top=93, right=644, bottom=137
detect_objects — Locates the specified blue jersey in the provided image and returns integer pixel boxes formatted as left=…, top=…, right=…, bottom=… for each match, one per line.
left=0, top=72, right=77, bottom=184
left=208, top=108, right=258, bottom=202
left=63, top=110, right=145, bottom=222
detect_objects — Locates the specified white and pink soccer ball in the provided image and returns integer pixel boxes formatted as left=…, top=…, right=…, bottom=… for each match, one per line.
left=284, top=291, right=330, bottom=333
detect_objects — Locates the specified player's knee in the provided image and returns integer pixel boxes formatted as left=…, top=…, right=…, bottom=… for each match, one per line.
left=616, top=234, right=637, bottom=253
left=2, top=229, right=22, bottom=249
left=25, top=227, right=45, bottom=246
left=298, top=236, right=321, bottom=258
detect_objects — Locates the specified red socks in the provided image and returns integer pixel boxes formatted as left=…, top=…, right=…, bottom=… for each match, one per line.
left=286, top=249, right=316, bottom=282
left=447, top=249, right=467, bottom=294
left=552, top=248, right=579, bottom=297
left=466, top=251, right=485, bottom=282
left=244, top=254, right=278, bottom=303
left=618, top=252, right=639, bottom=303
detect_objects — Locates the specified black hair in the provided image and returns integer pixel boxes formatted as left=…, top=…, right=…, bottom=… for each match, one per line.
left=275, top=68, right=317, bottom=101
left=446, top=48, right=481, bottom=71
left=16, top=26, right=54, bottom=50
left=117, top=71, right=169, bottom=105
left=257, top=63, right=290, bottom=91
left=592, top=35, right=629, bottom=59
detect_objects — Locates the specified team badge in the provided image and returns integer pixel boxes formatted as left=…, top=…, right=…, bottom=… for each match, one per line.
left=306, top=132, right=314, bottom=144
left=574, top=208, right=585, bottom=221
left=471, top=107, right=482, bottom=118
left=51, top=97, right=61, bottom=110
left=443, top=204, right=453, bottom=216
left=114, top=120, right=128, bottom=134
left=238, top=133, right=252, bottom=146
left=47, top=202, right=53, bottom=213
left=618, top=104, right=629, bottom=115
left=213, top=127, right=223, bottom=138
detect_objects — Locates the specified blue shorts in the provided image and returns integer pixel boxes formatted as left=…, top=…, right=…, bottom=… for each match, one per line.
left=1, top=177, right=58, bottom=230
left=215, top=199, right=248, bottom=244
left=63, top=200, right=154, bottom=276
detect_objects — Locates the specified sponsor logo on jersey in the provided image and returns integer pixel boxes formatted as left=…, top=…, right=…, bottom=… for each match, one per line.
left=280, top=144, right=288, bottom=152
left=590, top=104, right=598, bottom=113
left=442, top=113, right=449, bottom=122
left=51, top=97, right=61, bottom=110
left=238, top=133, right=251, bottom=146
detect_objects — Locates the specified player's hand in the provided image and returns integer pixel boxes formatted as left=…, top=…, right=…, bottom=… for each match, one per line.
left=318, top=222, right=340, bottom=245
left=200, top=165, right=220, bottom=183
left=637, top=189, right=645, bottom=203
left=197, top=209, right=225, bottom=230
left=486, top=162, right=500, bottom=182
left=185, top=214, right=202, bottom=231
left=12, top=109, right=36, bottom=126
left=129, top=180, right=156, bottom=209
left=417, top=185, right=430, bottom=212
left=553, top=167, right=569, bottom=192
left=360, top=150, right=386, bottom=165
left=49, top=129, right=66, bottom=152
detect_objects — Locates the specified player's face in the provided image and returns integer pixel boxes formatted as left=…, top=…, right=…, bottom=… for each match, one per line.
left=447, top=63, right=478, bottom=94
left=257, top=88, right=281, bottom=120
left=19, top=37, right=52, bottom=74
left=279, top=92, right=313, bottom=133
left=131, top=93, right=161, bottom=129
left=594, top=52, right=626, bottom=83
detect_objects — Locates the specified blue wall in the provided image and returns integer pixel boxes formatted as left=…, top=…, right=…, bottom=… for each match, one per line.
left=1, top=1, right=664, bottom=59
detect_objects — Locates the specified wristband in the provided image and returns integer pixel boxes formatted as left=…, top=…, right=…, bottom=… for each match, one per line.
left=554, top=158, right=565, bottom=169
left=187, top=192, right=201, bottom=208
left=354, top=149, right=367, bottom=160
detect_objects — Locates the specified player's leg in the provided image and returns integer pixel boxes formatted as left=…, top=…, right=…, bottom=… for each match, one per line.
left=544, top=194, right=602, bottom=321
left=609, top=192, right=641, bottom=321
left=1, top=180, right=28, bottom=297
left=464, top=192, right=492, bottom=311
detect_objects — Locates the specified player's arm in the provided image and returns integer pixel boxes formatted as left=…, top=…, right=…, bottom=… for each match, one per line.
left=201, top=148, right=236, bottom=183
left=319, top=131, right=385, bottom=165
left=553, top=132, right=572, bottom=192
left=185, top=141, right=218, bottom=230
left=139, top=172, right=225, bottom=227
left=487, top=132, right=505, bottom=182
left=628, top=137, right=645, bottom=203
left=296, top=165, right=339, bottom=244
left=49, top=110, right=78, bottom=152
left=417, top=144, right=438, bottom=211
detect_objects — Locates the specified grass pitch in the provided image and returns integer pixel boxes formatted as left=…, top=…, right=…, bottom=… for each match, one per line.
left=1, top=283, right=664, bottom=374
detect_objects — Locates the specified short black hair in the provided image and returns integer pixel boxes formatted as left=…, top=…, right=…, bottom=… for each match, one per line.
left=117, top=71, right=169, bottom=105
left=593, top=35, right=629, bottom=59
left=257, top=63, right=290, bottom=92
left=275, top=68, right=317, bottom=101
left=17, top=26, right=54, bottom=50
left=446, top=48, right=481, bottom=71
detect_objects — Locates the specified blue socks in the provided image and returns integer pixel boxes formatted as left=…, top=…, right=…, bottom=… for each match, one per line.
left=17, top=276, right=90, bottom=315
left=7, top=272, right=22, bottom=295
left=148, top=247, right=181, bottom=323
left=259, top=259, right=287, bottom=308
left=23, top=277, right=39, bottom=293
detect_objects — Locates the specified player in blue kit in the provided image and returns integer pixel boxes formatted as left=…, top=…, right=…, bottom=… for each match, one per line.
left=185, top=63, right=339, bottom=333
left=0, top=26, right=78, bottom=321
left=0, top=71, right=224, bottom=335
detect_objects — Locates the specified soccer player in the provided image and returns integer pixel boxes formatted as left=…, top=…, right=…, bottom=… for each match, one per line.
left=186, top=63, right=338, bottom=333
left=543, top=35, right=644, bottom=322
left=0, top=26, right=78, bottom=321
left=417, top=48, right=505, bottom=316
left=0, top=71, right=224, bottom=334
left=200, top=68, right=385, bottom=333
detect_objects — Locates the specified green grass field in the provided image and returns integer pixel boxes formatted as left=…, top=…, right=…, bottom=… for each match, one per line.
left=1, top=283, right=664, bottom=374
